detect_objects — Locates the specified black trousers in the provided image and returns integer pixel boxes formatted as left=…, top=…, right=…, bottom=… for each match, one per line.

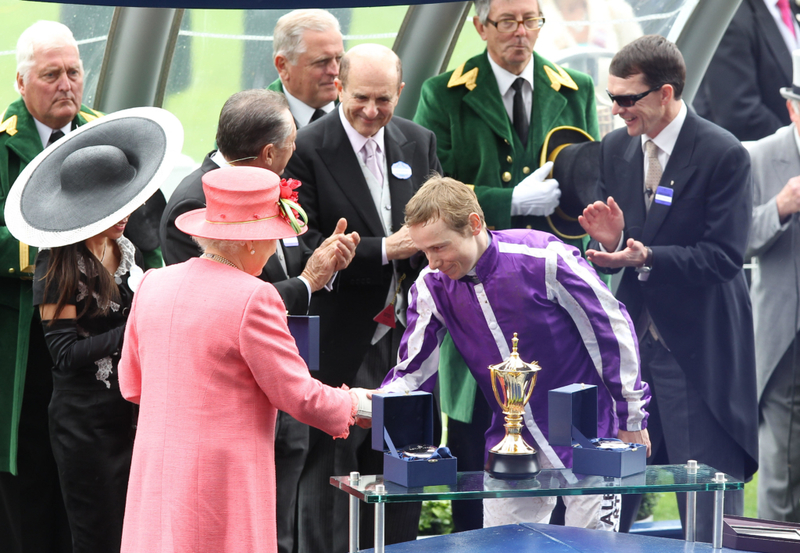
left=275, top=410, right=309, bottom=553
left=622, top=333, right=745, bottom=541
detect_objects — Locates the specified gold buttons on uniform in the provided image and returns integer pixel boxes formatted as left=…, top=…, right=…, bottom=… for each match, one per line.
left=502, top=172, right=512, bottom=182
left=8, top=268, right=14, bottom=274
left=506, top=155, right=513, bottom=163
left=504, top=139, right=509, bottom=145
left=522, top=167, right=531, bottom=175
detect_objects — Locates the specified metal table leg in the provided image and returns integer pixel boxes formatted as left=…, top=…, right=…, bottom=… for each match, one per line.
left=349, top=472, right=360, bottom=553
left=686, top=460, right=697, bottom=542
left=374, top=484, right=386, bottom=553
left=713, top=472, right=726, bottom=549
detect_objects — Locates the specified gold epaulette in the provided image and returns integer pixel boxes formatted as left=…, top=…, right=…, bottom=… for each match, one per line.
left=79, top=107, right=104, bottom=122
left=544, top=63, right=578, bottom=92
left=0, top=113, right=18, bottom=136
left=447, top=62, right=478, bottom=91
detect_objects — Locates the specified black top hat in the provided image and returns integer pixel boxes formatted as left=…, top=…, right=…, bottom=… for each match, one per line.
left=539, top=126, right=600, bottom=240
left=5, top=107, right=183, bottom=248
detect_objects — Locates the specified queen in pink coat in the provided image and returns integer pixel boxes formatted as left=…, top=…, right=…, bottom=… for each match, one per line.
left=118, top=166, right=368, bottom=553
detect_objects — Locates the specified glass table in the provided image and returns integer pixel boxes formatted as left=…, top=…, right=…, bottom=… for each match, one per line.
left=330, top=463, right=743, bottom=552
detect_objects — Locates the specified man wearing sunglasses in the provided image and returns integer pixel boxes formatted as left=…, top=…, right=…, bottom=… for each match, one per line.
left=579, top=35, right=758, bottom=542
left=412, top=0, right=600, bottom=531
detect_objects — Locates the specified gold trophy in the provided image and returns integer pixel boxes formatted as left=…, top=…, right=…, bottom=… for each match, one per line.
left=485, top=333, right=542, bottom=479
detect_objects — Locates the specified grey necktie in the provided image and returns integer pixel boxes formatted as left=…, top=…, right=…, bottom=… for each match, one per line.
left=644, top=139, right=661, bottom=212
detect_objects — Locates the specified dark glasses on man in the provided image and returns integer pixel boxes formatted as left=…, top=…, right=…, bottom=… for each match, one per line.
left=606, top=85, right=663, bottom=108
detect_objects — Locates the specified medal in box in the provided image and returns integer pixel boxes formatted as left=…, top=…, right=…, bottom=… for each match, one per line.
left=548, top=383, right=646, bottom=478
left=371, top=392, right=457, bottom=488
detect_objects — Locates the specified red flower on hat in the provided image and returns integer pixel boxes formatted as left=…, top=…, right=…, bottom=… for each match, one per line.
left=279, top=178, right=301, bottom=203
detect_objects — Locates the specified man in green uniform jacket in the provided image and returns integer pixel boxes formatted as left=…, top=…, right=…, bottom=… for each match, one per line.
left=0, top=20, right=102, bottom=553
left=412, top=0, right=602, bottom=530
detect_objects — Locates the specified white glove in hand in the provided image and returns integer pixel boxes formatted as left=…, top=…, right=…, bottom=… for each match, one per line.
left=351, top=387, right=372, bottom=419
left=510, top=161, right=561, bottom=217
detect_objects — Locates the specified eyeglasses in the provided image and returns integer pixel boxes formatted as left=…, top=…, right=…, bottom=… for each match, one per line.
left=606, top=85, right=663, bottom=107
left=486, top=17, right=545, bottom=33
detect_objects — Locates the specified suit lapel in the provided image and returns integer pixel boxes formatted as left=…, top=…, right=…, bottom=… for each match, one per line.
left=384, top=121, right=417, bottom=232
left=463, top=53, right=514, bottom=145
left=752, top=0, right=792, bottom=83
left=318, top=117, right=386, bottom=237
left=616, top=137, right=647, bottom=240
left=641, top=112, right=698, bottom=244
left=264, top=250, right=288, bottom=282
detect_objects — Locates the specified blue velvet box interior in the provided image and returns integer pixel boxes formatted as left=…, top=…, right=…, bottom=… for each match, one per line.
left=372, top=392, right=457, bottom=487
left=287, top=315, right=319, bottom=371
left=548, top=384, right=646, bottom=478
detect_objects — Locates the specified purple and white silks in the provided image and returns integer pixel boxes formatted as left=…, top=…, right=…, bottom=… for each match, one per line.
left=380, top=229, right=650, bottom=469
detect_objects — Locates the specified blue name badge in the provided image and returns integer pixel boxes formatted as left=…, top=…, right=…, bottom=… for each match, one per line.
left=654, top=186, right=673, bottom=206
left=282, top=237, right=299, bottom=247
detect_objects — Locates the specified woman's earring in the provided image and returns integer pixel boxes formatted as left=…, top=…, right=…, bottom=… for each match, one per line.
left=251, top=249, right=256, bottom=255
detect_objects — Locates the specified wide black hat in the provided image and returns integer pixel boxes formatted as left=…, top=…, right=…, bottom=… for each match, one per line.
left=540, top=126, right=600, bottom=240
left=5, top=107, right=183, bottom=248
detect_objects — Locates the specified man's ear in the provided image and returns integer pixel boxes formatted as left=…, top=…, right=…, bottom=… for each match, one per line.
left=275, top=54, right=290, bottom=82
left=259, top=143, right=276, bottom=168
left=334, top=78, right=344, bottom=101
left=468, top=213, right=483, bottom=235
left=660, top=83, right=675, bottom=105
left=16, top=73, right=25, bottom=96
left=473, top=15, right=488, bottom=41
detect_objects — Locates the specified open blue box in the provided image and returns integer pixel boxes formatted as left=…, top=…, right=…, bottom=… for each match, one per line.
left=287, top=315, right=319, bottom=371
left=372, top=392, right=457, bottom=487
left=548, top=383, right=646, bottom=478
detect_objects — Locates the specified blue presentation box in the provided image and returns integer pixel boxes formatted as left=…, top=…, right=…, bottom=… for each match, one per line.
left=287, top=315, right=319, bottom=371
left=372, top=392, right=457, bottom=488
left=548, top=383, right=646, bottom=478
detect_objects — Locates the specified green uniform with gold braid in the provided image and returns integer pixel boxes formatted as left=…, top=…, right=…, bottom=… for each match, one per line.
left=0, top=97, right=100, bottom=474
left=413, top=50, right=601, bottom=425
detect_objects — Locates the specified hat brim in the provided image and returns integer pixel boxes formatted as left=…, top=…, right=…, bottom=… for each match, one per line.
left=175, top=208, right=308, bottom=241
left=4, top=107, right=183, bottom=248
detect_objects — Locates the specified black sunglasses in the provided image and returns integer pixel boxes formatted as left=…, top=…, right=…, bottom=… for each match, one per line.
left=606, top=84, right=663, bottom=108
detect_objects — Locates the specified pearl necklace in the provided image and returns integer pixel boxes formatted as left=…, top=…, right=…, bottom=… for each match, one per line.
left=201, top=253, right=238, bottom=269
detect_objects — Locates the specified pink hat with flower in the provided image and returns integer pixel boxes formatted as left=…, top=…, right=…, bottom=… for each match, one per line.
left=176, top=166, right=307, bottom=240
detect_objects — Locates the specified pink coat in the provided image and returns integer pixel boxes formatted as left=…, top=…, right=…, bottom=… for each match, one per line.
left=119, top=258, right=353, bottom=553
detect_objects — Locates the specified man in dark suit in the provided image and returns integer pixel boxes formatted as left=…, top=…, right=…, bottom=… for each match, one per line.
left=159, top=89, right=358, bottom=553
left=579, top=35, right=758, bottom=542
left=285, top=43, right=441, bottom=553
left=694, top=0, right=799, bottom=141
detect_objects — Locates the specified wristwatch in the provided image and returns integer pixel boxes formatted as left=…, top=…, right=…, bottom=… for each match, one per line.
left=635, top=247, right=653, bottom=274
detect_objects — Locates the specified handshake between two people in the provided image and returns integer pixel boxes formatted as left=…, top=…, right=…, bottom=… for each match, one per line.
left=350, top=388, right=375, bottom=429
left=511, top=161, right=561, bottom=217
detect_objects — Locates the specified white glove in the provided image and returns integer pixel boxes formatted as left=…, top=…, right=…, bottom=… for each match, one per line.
left=510, top=161, right=561, bottom=217
left=351, top=387, right=372, bottom=419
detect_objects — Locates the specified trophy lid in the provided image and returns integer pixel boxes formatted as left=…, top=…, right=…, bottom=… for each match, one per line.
left=488, top=333, right=541, bottom=374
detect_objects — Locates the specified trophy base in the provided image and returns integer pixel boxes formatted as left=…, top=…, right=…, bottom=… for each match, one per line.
left=485, top=451, right=540, bottom=479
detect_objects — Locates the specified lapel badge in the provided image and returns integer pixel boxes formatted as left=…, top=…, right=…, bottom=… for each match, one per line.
left=391, top=161, right=412, bottom=180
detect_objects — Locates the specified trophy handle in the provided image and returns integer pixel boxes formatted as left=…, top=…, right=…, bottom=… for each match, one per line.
left=522, top=372, right=538, bottom=406
left=489, top=368, right=505, bottom=410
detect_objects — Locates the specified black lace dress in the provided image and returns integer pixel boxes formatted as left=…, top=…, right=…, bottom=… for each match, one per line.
left=32, top=237, right=142, bottom=553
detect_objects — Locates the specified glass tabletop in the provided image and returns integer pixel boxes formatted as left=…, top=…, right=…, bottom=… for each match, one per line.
left=330, top=464, right=743, bottom=503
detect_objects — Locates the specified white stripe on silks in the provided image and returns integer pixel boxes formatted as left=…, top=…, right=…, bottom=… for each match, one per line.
left=474, top=277, right=565, bottom=472
left=380, top=271, right=444, bottom=394
left=498, top=240, right=645, bottom=431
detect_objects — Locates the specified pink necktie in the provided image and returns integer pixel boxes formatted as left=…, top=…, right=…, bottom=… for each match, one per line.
left=779, top=0, right=796, bottom=38
left=363, top=138, right=383, bottom=183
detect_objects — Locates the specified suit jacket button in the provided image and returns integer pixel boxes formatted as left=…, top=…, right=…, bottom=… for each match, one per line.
left=506, top=155, right=513, bottom=163
left=522, top=166, right=531, bottom=175
left=502, top=172, right=512, bottom=182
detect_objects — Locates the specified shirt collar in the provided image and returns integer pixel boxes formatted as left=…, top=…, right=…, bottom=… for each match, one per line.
left=210, top=150, right=228, bottom=168
left=487, top=53, right=535, bottom=96
left=641, top=100, right=687, bottom=156
left=33, top=117, right=71, bottom=150
left=793, top=125, right=800, bottom=158
left=338, top=105, right=385, bottom=157
left=283, top=86, right=334, bottom=128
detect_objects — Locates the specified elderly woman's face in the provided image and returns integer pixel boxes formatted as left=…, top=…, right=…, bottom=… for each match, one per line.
left=271, top=113, right=297, bottom=176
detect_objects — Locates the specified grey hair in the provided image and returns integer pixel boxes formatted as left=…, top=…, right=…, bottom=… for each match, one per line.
left=192, top=237, right=247, bottom=256
left=273, top=9, right=341, bottom=65
left=216, top=89, right=293, bottom=161
left=15, top=20, right=81, bottom=91
left=473, top=0, right=543, bottom=24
